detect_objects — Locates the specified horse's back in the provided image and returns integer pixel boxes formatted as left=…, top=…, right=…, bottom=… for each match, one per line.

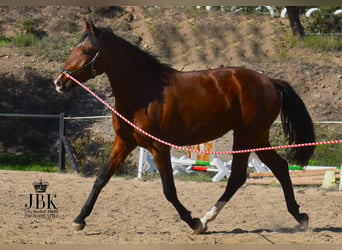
left=172, top=66, right=281, bottom=122
left=156, top=67, right=281, bottom=145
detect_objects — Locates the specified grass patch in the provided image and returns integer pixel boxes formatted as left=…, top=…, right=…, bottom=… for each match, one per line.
left=0, top=37, right=12, bottom=46
left=1, top=33, right=40, bottom=48
left=35, top=36, right=76, bottom=62
left=0, top=164, right=58, bottom=172
left=0, top=32, right=77, bottom=62
left=0, top=153, right=58, bottom=172
left=311, top=125, right=342, bottom=166
left=270, top=124, right=342, bottom=167
left=11, top=33, right=38, bottom=47
left=300, top=34, right=342, bottom=51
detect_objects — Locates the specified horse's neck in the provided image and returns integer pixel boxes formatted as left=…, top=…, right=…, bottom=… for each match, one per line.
left=105, top=43, right=168, bottom=113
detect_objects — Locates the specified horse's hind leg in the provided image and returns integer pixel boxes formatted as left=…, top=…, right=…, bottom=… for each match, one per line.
left=73, top=136, right=136, bottom=231
left=197, top=138, right=251, bottom=234
left=256, top=143, right=309, bottom=230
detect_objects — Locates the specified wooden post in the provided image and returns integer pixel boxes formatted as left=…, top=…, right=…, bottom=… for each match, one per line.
left=59, top=113, right=65, bottom=172
left=62, top=136, right=80, bottom=173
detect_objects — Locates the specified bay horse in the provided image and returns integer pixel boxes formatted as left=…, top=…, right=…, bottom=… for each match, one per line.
left=54, top=20, right=315, bottom=234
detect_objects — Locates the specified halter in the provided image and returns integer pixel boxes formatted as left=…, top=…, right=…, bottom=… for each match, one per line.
left=59, top=51, right=100, bottom=79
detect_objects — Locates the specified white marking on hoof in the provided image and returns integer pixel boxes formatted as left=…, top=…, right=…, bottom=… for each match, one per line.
left=200, top=201, right=226, bottom=231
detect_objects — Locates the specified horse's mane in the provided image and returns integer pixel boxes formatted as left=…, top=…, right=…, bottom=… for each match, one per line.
left=80, top=27, right=173, bottom=72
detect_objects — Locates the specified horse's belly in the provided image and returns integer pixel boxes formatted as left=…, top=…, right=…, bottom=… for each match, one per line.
left=161, top=108, right=235, bottom=146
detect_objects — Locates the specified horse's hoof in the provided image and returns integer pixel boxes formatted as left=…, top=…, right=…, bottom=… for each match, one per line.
left=72, top=222, right=86, bottom=231
left=192, top=218, right=207, bottom=235
left=297, top=213, right=309, bottom=231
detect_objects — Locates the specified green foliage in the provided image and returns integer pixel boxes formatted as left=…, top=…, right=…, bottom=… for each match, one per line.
left=270, top=124, right=342, bottom=167
left=1, top=32, right=77, bottom=61
left=0, top=36, right=11, bottom=46
left=301, top=34, right=342, bottom=51
left=284, top=32, right=342, bottom=52
left=312, top=144, right=342, bottom=166
left=305, top=7, right=342, bottom=34
left=21, top=18, right=36, bottom=34
left=0, top=164, right=58, bottom=172
left=12, top=33, right=37, bottom=47
left=310, top=126, right=342, bottom=166
left=0, top=153, right=58, bottom=172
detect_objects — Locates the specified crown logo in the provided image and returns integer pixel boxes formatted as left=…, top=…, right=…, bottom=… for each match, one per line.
left=33, top=179, right=49, bottom=193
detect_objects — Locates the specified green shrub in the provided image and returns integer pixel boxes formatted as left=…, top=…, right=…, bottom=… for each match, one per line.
left=305, top=7, right=342, bottom=34
left=12, top=33, right=37, bottom=47
left=21, top=18, right=36, bottom=34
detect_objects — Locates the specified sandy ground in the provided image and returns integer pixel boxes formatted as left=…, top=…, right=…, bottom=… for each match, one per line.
left=0, top=169, right=341, bottom=244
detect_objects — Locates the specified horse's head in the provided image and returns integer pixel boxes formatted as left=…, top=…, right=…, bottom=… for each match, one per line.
left=54, top=19, right=105, bottom=93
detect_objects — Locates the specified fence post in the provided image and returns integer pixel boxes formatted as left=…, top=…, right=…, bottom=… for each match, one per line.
left=138, top=147, right=147, bottom=178
left=62, top=136, right=80, bottom=173
left=59, top=113, right=65, bottom=172
left=339, top=161, right=342, bottom=191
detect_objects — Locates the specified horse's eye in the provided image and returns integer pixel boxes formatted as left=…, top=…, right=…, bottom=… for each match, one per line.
left=83, top=50, right=90, bottom=55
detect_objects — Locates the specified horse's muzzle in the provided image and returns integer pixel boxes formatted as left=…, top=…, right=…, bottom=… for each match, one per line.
left=54, top=73, right=71, bottom=93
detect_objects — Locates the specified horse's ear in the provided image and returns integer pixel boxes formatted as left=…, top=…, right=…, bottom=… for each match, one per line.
left=83, top=17, right=90, bottom=30
left=89, top=21, right=103, bottom=40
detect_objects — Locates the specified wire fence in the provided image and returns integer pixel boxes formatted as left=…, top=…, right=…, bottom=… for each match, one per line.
left=1, top=112, right=341, bottom=173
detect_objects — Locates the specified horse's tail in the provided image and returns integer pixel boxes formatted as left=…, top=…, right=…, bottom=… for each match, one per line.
left=272, top=79, right=315, bottom=166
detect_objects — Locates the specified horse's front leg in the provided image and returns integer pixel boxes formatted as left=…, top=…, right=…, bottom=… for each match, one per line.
left=151, top=147, right=203, bottom=233
left=73, top=136, right=136, bottom=231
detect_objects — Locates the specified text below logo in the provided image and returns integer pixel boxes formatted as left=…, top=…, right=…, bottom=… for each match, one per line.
left=24, top=179, right=58, bottom=219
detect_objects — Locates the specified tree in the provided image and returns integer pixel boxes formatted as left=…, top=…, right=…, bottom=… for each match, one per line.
left=286, top=6, right=305, bottom=37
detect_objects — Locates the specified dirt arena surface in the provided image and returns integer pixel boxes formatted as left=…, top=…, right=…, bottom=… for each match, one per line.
left=0, top=170, right=341, bottom=244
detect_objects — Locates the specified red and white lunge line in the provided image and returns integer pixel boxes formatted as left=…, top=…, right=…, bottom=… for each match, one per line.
left=66, top=73, right=342, bottom=155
